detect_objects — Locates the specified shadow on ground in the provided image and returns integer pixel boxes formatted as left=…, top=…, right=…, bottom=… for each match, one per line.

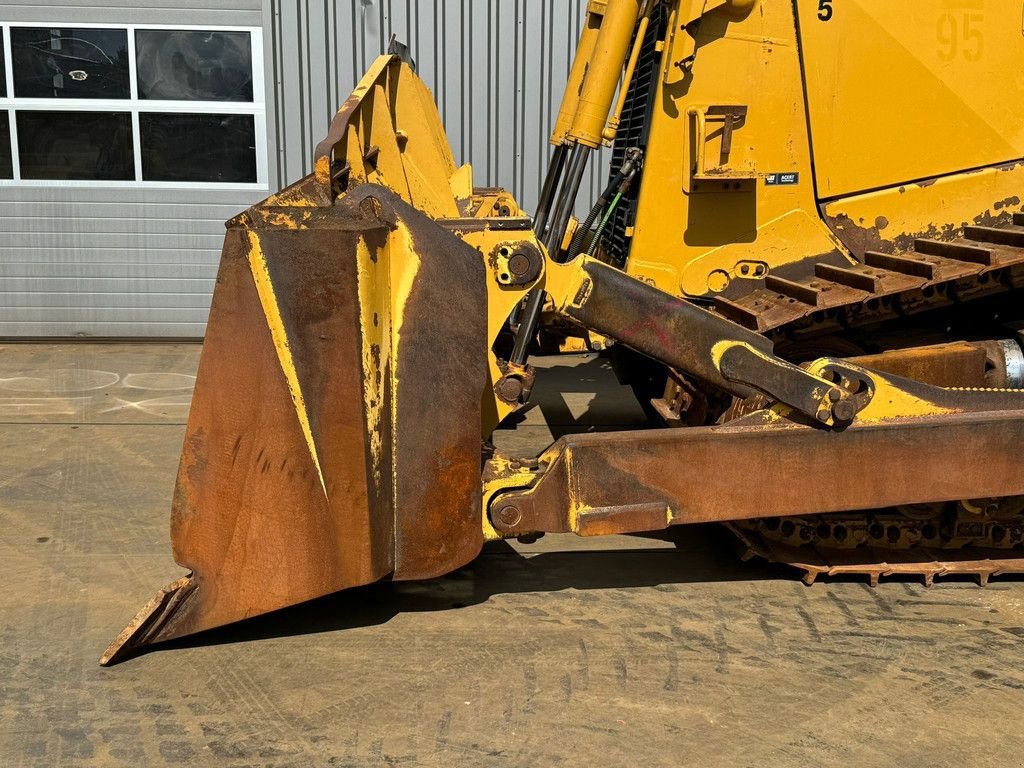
left=131, top=524, right=781, bottom=662
left=499, top=354, right=651, bottom=441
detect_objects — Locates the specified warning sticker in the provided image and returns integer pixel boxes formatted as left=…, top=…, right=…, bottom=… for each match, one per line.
left=765, top=173, right=799, bottom=186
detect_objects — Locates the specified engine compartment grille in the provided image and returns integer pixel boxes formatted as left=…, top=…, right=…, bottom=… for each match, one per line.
left=605, top=7, right=667, bottom=269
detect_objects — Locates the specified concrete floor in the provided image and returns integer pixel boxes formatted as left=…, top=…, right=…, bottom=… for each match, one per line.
left=2, top=343, right=1024, bottom=767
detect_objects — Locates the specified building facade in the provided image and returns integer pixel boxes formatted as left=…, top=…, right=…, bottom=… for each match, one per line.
left=0, top=0, right=608, bottom=337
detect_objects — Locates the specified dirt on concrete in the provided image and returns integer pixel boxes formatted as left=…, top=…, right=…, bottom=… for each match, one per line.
left=1, top=344, right=1023, bottom=767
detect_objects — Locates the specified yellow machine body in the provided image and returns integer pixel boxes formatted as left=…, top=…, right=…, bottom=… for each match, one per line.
left=619, top=0, right=1024, bottom=299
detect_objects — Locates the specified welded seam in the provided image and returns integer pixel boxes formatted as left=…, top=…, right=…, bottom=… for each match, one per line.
left=245, top=230, right=327, bottom=497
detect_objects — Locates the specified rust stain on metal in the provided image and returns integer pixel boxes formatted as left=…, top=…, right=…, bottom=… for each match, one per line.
left=823, top=211, right=960, bottom=257
left=489, top=403, right=1024, bottom=539
left=847, top=342, right=993, bottom=389
left=103, top=186, right=488, bottom=664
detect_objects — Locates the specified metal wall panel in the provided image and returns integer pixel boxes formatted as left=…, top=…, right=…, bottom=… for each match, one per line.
left=0, top=0, right=606, bottom=337
left=0, top=188, right=256, bottom=337
left=268, top=0, right=609, bottom=212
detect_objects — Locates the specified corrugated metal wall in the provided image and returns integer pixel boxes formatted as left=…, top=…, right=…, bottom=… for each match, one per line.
left=269, top=0, right=608, bottom=213
left=0, top=0, right=604, bottom=338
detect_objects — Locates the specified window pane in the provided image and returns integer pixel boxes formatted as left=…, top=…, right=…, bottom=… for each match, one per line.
left=17, top=111, right=134, bottom=180
left=11, top=28, right=130, bottom=99
left=0, top=113, right=12, bottom=179
left=140, top=113, right=256, bottom=183
left=0, top=29, right=7, bottom=97
left=135, top=30, right=253, bottom=102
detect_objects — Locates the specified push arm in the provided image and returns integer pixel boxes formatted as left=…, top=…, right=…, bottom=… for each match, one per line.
left=525, top=255, right=870, bottom=426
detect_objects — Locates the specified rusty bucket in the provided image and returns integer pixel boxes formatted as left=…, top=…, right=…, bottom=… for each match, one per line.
left=102, top=185, right=488, bottom=664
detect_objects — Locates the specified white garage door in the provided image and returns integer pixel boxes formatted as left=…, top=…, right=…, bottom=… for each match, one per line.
left=0, top=18, right=268, bottom=337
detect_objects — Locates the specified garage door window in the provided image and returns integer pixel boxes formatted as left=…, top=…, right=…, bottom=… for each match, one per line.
left=0, top=23, right=265, bottom=188
left=135, top=30, right=253, bottom=102
left=11, top=27, right=130, bottom=99
left=140, top=112, right=256, bottom=183
left=18, top=110, right=134, bottom=180
left=0, top=113, right=11, bottom=179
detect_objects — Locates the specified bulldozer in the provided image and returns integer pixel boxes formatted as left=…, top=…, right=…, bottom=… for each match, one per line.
left=102, top=0, right=1024, bottom=664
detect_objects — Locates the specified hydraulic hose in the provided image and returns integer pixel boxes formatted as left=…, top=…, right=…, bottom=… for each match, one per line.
left=566, top=196, right=606, bottom=262
left=566, top=147, right=643, bottom=262
left=586, top=190, right=623, bottom=259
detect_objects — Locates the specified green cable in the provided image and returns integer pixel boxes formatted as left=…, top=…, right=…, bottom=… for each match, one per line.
left=585, top=190, right=623, bottom=259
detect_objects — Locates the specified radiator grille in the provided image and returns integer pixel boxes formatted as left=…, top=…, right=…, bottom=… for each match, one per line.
left=604, top=7, right=666, bottom=269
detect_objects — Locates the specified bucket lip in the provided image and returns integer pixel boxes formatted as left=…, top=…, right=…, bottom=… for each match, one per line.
left=100, top=575, right=196, bottom=666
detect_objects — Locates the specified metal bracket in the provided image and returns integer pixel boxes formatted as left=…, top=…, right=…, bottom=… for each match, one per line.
left=688, top=104, right=755, bottom=187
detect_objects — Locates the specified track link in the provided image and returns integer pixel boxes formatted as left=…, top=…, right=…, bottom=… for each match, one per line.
left=716, top=214, right=1024, bottom=584
left=714, top=214, right=1024, bottom=342
left=730, top=524, right=1024, bottom=587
